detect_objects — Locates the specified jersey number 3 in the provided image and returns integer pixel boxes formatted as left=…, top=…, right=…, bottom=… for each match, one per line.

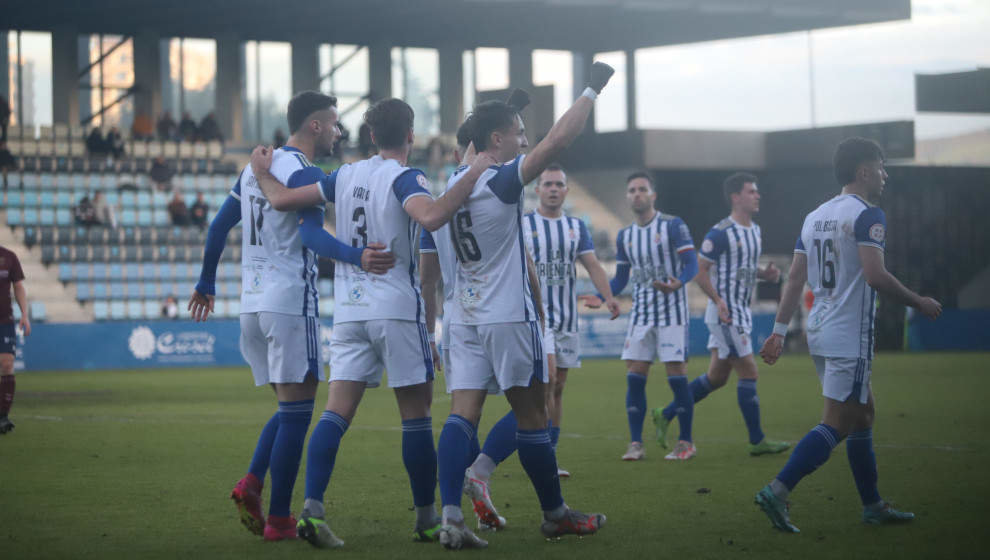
left=351, top=207, right=367, bottom=248
left=451, top=210, right=482, bottom=262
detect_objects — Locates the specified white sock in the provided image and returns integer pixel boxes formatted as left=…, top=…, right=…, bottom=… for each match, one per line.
left=470, top=454, right=496, bottom=480
left=416, top=504, right=437, bottom=528
left=442, top=505, right=465, bottom=525
left=545, top=503, right=569, bottom=521
left=769, top=479, right=790, bottom=501
left=303, top=498, right=326, bottom=518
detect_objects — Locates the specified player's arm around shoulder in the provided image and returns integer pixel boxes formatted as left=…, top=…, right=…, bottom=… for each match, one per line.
left=249, top=146, right=326, bottom=211
left=403, top=149, right=496, bottom=231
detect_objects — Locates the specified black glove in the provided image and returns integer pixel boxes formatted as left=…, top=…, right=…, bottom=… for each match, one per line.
left=587, top=61, right=615, bottom=95
left=506, top=88, right=531, bottom=112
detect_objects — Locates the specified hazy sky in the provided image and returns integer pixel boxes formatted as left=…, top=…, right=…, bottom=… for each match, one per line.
left=8, top=0, right=989, bottom=140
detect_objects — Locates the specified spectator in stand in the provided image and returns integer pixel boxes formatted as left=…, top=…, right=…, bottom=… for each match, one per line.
left=273, top=128, right=286, bottom=149
left=91, top=190, right=117, bottom=228
left=106, top=127, right=126, bottom=159
left=190, top=192, right=209, bottom=229
left=131, top=113, right=153, bottom=141
left=178, top=112, right=197, bottom=142
left=0, top=95, right=10, bottom=143
left=157, top=111, right=178, bottom=141
left=161, top=296, right=179, bottom=319
left=150, top=156, right=175, bottom=192
left=86, top=127, right=109, bottom=157
left=74, top=193, right=97, bottom=225
left=168, top=190, right=190, bottom=225
left=198, top=112, right=223, bottom=143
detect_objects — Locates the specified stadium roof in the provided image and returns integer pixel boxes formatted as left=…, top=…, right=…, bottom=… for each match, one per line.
left=9, top=0, right=910, bottom=52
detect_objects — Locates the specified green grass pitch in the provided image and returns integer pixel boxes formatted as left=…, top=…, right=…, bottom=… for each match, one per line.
left=2, top=352, right=988, bottom=559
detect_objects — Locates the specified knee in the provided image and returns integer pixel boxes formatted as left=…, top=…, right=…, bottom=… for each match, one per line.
left=707, top=374, right=727, bottom=389
left=0, top=359, right=13, bottom=376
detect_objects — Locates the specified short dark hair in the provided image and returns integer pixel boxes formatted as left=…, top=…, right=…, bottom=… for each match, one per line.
left=287, top=91, right=337, bottom=134
left=723, top=172, right=758, bottom=205
left=626, top=171, right=654, bottom=190
left=833, top=137, right=884, bottom=186
left=455, top=115, right=474, bottom=150
left=468, top=100, right=518, bottom=151
left=364, top=98, right=415, bottom=150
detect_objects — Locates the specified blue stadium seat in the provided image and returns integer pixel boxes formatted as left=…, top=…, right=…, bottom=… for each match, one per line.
left=22, top=226, right=37, bottom=247
left=137, top=192, right=151, bottom=208
left=153, top=191, right=169, bottom=207
left=156, top=246, right=171, bottom=261
left=93, top=282, right=108, bottom=300
left=120, top=209, right=136, bottom=227
left=127, top=300, right=144, bottom=319
left=58, top=263, right=73, bottom=282
left=121, top=192, right=136, bottom=207
left=40, top=245, right=55, bottom=264
left=40, top=173, right=54, bottom=188
left=143, top=300, right=160, bottom=319
left=86, top=173, right=101, bottom=189
left=23, top=191, right=40, bottom=206
left=225, top=281, right=240, bottom=297
left=226, top=298, right=240, bottom=317
left=21, top=174, right=39, bottom=188
left=157, top=263, right=172, bottom=279
left=108, top=282, right=124, bottom=298
left=6, top=209, right=22, bottom=227
left=153, top=209, right=169, bottom=226
left=105, top=191, right=119, bottom=206
left=93, top=300, right=109, bottom=321
left=212, top=299, right=226, bottom=317
left=109, top=263, right=123, bottom=280
left=6, top=191, right=24, bottom=207
left=40, top=226, right=56, bottom=245
left=69, top=174, right=84, bottom=188
left=56, top=191, right=72, bottom=207
left=142, top=282, right=158, bottom=299
left=29, top=301, right=46, bottom=322
left=124, top=262, right=139, bottom=279
left=75, top=282, right=91, bottom=301
left=72, top=262, right=89, bottom=280
left=125, top=282, right=141, bottom=299
left=140, top=263, right=156, bottom=280
left=73, top=245, right=89, bottom=262
left=40, top=191, right=55, bottom=206
left=39, top=208, right=55, bottom=226
left=137, top=209, right=152, bottom=226
left=22, top=209, right=39, bottom=226
left=92, top=263, right=108, bottom=281
left=110, top=300, right=126, bottom=320
left=55, top=209, right=71, bottom=226
left=173, top=262, right=189, bottom=280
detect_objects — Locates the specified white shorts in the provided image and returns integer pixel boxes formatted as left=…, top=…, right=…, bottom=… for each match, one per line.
left=620, top=323, right=688, bottom=363
left=240, top=312, right=326, bottom=386
left=706, top=323, right=753, bottom=359
left=447, top=321, right=548, bottom=393
left=329, top=320, right=434, bottom=389
left=550, top=329, right=582, bottom=369
left=811, top=355, right=872, bottom=404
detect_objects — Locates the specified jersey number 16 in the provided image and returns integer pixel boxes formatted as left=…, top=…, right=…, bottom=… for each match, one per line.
left=812, top=238, right=836, bottom=289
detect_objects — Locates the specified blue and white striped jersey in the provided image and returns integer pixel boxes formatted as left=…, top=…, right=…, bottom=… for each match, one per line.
left=523, top=211, right=594, bottom=333
left=796, top=194, right=885, bottom=360
left=616, top=213, right=694, bottom=327
left=699, top=217, right=762, bottom=329
left=234, top=146, right=324, bottom=317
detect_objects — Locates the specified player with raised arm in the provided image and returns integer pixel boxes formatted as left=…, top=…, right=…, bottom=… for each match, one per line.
left=0, top=245, right=29, bottom=434
left=431, top=62, right=614, bottom=550
left=188, top=91, right=395, bottom=542
left=651, top=173, right=789, bottom=456
left=584, top=172, right=699, bottom=461
left=754, top=137, right=941, bottom=532
left=249, top=98, right=491, bottom=547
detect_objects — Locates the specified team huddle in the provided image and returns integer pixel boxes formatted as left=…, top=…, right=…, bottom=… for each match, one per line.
left=188, top=59, right=941, bottom=549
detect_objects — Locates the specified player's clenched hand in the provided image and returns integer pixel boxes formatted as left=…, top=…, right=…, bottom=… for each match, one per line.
left=360, top=242, right=395, bottom=275
left=605, top=297, right=620, bottom=319
left=587, top=61, right=615, bottom=94
left=430, top=341, right=442, bottom=373
left=469, top=149, right=497, bottom=172
left=18, top=315, right=31, bottom=337
left=249, top=145, right=273, bottom=177
left=188, top=290, right=215, bottom=322
left=578, top=294, right=603, bottom=309
left=917, top=297, right=942, bottom=320
left=762, top=262, right=781, bottom=284
left=716, top=298, right=731, bottom=324
left=759, top=334, right=784, bottom=365
left=652, top=278, right=682, bottom=295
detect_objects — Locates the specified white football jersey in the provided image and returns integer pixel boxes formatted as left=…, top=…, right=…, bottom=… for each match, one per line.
left=522, top=211, right=594, bottom=333
left=699, top=217, right=762, bottom=329
left=796, top=193, right=886, bottom=360
left=446, top=155, right=539, bottom=326
left=235, top=147, right=323, bottom=316
left=420, top=224, right=457, bottom=302
left=323, top=155, right=432, bottom=324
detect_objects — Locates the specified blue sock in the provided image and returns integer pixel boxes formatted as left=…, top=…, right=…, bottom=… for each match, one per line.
left=268, top=399, right=314, bottom=517
left=626, top=373, right=647, bottom=442
left=668, top=375, right=694, bottom=443
left=549, top=424, right=561, bottom=450
left=304, top=410, right=349, bottom=503
left=846, top=429, right=881, bottom=506
left=437, top=415, right=476, bottom=508
left=481, top=411, right=518, bottom=465
left=737, top=379, right=765, bottom=445
left=517, top=429, right=564, bottom=512
left=248, top=412, right=279, bottom=482
left=662, top=374, right=712, bottom=421
left=776, top=424, right=841, bottom=491
left=402, top=417, right=437, bottom=508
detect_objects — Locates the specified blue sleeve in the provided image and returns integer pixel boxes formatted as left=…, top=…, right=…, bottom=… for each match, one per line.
left=854, top=206, right=886, bottom=249
left=677, top=249, right=699, bottom=284
left=670, top=217, right=695, bottom=253
left=392, top=169, right=432, bottom=205
left=577, top=220, right=594, bottom=254
left=608, top=263, right=630, bottom=297
left=195, top=195, right=241, bottom=295
left=420, top=228, right=437, bottom=252
left=615, top=230, right=629, bottom=264
left=699, top=228, right=728, bottom=262
left=319, top=169, right=339, bottom=202
left=488, top=155, right=525, bottom=204
left=794, top=235, right=806, bottom=253
left=285, top=166, right=327, bottom=210
left=297, top=208, right=364, bottom=268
